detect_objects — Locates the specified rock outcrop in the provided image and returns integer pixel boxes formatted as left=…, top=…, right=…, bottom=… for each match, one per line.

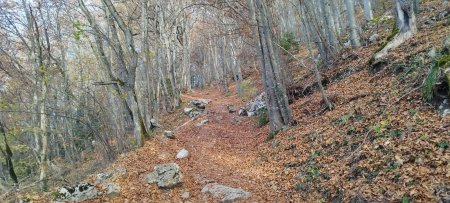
left=238, top=93, right=266, bottom=117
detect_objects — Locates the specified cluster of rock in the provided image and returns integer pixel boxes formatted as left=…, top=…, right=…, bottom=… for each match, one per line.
left=238, top=93, right=267, bottom=117
left=52, top=168, right=126, bottom=202
left=184, top=99, right=211, bottom=118
left=144, top=163, right=251, bottom=202
left=424, top=9, right=449, bottom=25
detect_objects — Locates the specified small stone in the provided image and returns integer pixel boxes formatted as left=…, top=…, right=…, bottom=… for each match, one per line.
left=184, top=107, right=194, bottom=114
left=106, top=183, right=121, bottom=198
left=439, top=99, right=450, bottom=116
left=227, top=105, right=237, bottom=113
left=182, top=191, right=190, bottom=199
left=369, top=34, right=379, bottom=43
left=271, top=140, right=280, bottom=148
left=344, top=40, right=351, bottom=48
left=115, top=167, right=128, bottom=179
left=196, top=119, right=209, bottom=127
left=443, top=35, right=450, bottom=54
left=96, top=172, right=111, bottom=181
left=294, top=172, right=304, bottom=180
left=19, top=198, right=31, bottom=203
left=427, top=47, right=437, bottom=58
left=150, top=119, right=159, bottom=129
left=438, top=10, right=449, bottom=20
left=189, top=111, right=202, bottom=118
left=164, top=131, right=175, bottom=139
left=238, top=108, right=248, bottom=116
left=176, top=148, right=189, bottom=159
left=424, top=19, right=435, bottom=25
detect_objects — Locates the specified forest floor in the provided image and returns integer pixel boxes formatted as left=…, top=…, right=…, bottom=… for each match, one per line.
left=82, top=84, right=291, bottom=202
left=23, top=1, right=450, bottom=202
left=89, top=2, right=449, bottom=201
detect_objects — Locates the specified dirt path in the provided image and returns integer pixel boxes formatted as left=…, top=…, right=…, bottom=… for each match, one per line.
left=102, top=87, right=287, bottom=202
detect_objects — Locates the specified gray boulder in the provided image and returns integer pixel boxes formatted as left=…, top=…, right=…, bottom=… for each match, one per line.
left=164, top=131, right=175, bottom=139
left=184, top=107, right=202, bottom=118
left=239, top=93, right=266, bottom=117
left=54, top=183, right=99, bottom=202
left=192, top=100, right=207, bottom=109
left=145, top=163, right=183, bottom=189
left=201, top=183, right=251, bottom=203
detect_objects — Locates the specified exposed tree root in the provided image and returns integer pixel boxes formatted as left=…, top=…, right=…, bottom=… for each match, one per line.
left=374, top=31, right=414, bottom=60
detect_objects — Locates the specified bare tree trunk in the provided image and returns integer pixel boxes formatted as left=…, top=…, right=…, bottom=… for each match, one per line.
left=330, top=0, right=343, bottom=35
left=375, top=0, right=417, bottom=59
left=250, top=0, right=293, bottom=132
left=363, top=0, right=374, bottom=20
left=300, top=3, right=333, bottom=111
left=219, top=36, right=229, bottom=93
left=413, top=0, right=420, bottom=14
left=345, top=0, right=361, bottom=48
left=0, top=121, right=18, bottom=185
left=320, top=0, right=339, bottom=53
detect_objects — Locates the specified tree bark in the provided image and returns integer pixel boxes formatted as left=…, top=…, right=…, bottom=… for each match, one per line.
left=250, top=0, right=293, bottom=132
left=345, top=0, right=361, bottom=48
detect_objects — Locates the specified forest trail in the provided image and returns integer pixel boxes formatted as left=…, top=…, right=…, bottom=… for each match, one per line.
left=100, top=86, right=285, bottom=202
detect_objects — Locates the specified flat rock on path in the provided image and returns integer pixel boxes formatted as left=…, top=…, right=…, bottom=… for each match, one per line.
left=201, top=183, right=251, bottom=203
left=145, top=163, right=183, bottom=189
